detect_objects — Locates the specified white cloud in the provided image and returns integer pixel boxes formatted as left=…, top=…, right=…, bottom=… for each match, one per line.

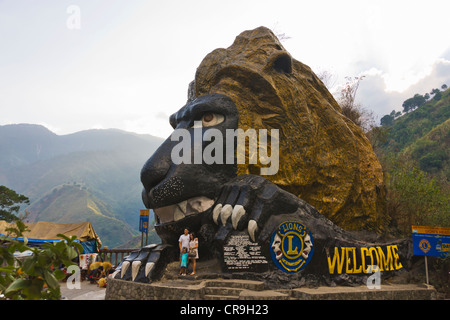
left=1, top=0, right=450, bottom=137
left=123, top=112, right=173, bottom=138
left=356, top=58, right=450, bottom=122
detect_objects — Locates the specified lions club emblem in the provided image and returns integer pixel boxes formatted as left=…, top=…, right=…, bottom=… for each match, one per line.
left=270, top=221, right=314, bottom=273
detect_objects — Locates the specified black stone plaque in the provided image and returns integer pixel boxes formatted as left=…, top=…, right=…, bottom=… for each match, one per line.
left=222, top=232, right=269, bottom=272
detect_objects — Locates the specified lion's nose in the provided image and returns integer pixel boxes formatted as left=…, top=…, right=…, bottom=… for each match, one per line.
left=141, top=188, right=151, bottom=209
left=140, top=137, right=176, bottom=207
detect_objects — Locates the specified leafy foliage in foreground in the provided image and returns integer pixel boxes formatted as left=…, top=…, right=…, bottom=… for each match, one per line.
left=0, top=219, right=82, bottom=300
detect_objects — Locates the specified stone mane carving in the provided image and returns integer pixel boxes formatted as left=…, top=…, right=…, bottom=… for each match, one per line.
left=192, top=26, right=387, bottom=231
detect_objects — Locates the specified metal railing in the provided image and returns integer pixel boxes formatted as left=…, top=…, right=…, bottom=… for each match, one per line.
left=98, top=248, right=139, bottom=267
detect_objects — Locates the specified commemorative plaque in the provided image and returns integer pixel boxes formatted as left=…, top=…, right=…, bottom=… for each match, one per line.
left=222, top=232, right=269, bottom=272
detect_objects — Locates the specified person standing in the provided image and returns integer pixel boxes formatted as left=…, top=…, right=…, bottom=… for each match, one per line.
left=178, top=228, right=190, bottom=260
left=179, top=248, right=189, bottom=276
left=189, top=232, right=198, bottom=275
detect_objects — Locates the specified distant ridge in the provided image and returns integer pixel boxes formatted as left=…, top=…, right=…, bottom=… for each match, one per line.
left=0, top=123, right=164, bottom=248
left=379, top=87, right=450, bottom=178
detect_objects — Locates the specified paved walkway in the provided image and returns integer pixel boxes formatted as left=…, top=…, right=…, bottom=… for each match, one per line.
left=60, top=280, right=106, bottom=300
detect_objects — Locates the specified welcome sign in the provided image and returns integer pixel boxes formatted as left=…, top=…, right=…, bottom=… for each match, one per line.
left=326, top=245, right=403, bottom=274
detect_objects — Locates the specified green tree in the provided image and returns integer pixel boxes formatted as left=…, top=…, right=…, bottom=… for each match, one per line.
left=418, top=150, right=448, bottom=173
left=433, top=91, right=442, bottom=101
left=380, top=110, right=401, bottom=126
left=386, top=159, right=449, bottom=235
left=430, top=88, right=440, bottom=95
left=380, top=114, right=394, bottom=126
left=0, top=186, right=30, bottom=222
left=402, top=94, right=426, bottom=113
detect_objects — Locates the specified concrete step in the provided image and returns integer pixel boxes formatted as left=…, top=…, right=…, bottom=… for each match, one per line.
left=204, top=294, right=240, bottom=300
left=204, top=286, right=245, bottom=296
left=239, top=289, right=290, bottom=300
left=204, top=279, right=265, bottom=291
left=289, top=284, right=437, bottom=300
left=204, top=280, right=290, bottom=300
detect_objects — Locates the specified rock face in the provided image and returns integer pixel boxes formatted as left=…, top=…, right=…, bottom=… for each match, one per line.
left=191, top=26, right=387, bottom=232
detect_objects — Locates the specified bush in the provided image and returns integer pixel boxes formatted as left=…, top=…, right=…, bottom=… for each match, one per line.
left=386, top=159, right=449, bottom=235
left=419, top=150, right=448, bottom=172
left=0, top=220, right=82, bottom=300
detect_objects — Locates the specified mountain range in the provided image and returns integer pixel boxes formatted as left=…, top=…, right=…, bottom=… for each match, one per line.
left=0, top=124, right=164, bottom=248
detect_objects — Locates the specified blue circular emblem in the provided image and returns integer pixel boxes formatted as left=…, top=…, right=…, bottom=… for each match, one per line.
left=270, top=221, right=314, bottom=273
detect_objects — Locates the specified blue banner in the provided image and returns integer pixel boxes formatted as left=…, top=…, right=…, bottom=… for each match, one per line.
left=412, top=226, right=450, bottom=258
left=139, top=209, right=149, bottom=233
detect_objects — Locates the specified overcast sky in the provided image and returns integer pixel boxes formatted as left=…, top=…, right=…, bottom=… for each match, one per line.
left=1, top=0, right=449, bottom=138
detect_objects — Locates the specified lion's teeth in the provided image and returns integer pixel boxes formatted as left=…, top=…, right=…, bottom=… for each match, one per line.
left=177, top=200, right=187, bottom=214
left=154, top=204, right=177, bottom=224
left=154, top=196, right=214, bottom=223
left=187, top=196, right=215, bottom=215
left=174, top=206, right=185, bottom=221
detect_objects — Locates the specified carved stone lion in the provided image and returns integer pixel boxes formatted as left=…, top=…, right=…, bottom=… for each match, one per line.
left=113, top=27, right=409, bottom=287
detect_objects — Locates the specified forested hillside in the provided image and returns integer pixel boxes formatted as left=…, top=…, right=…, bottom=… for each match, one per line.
left=376, top=87, right=449, bottom=234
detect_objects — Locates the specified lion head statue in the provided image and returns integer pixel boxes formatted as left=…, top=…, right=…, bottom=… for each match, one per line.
left=188, top=26, right=387, bottom=231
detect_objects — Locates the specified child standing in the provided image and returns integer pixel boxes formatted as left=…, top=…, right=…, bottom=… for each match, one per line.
left=179, top=247, right=189, bottom=276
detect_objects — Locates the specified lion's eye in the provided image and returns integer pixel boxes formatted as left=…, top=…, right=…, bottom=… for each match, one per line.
left=202, top=112, right=224, bottom=127
left=202, top=112, right=214, bottom=123
left=192, top=112, right=224, bottom=128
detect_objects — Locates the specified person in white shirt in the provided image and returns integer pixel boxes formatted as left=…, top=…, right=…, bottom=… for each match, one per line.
left=178, top=228, right=190, bottom=260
